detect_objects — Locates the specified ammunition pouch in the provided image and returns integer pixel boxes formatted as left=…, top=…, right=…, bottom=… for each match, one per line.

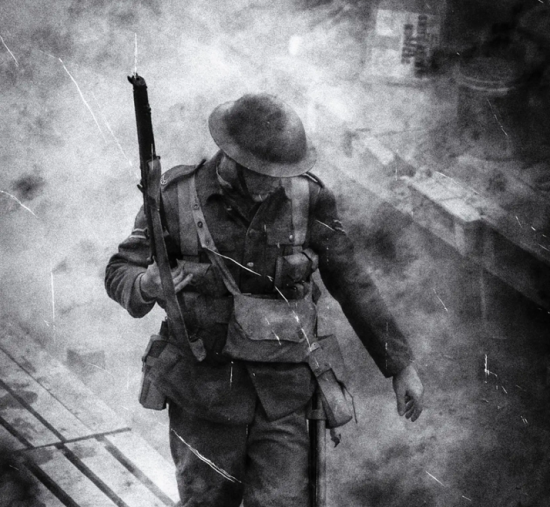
left=139, top=333, right=174, bottom=410
left=308, top=335, right=354, bottom=429
left=223, top=292, right=317, bottom=363
left=274, top=248, right=319, bottom=290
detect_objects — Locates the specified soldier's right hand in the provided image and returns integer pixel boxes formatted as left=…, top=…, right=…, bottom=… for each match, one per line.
left=140, top=260, right=193, bottom=300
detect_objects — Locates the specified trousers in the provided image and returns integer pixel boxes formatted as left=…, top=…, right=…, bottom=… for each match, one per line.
left=169, top=400, right=310, bottom=507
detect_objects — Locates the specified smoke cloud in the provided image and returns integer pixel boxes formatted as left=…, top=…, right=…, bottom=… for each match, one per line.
left=1, top=0, right=550, bottom=505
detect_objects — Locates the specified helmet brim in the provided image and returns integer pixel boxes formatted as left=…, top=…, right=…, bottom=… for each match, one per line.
left=208, top=100, right=317, bottom=178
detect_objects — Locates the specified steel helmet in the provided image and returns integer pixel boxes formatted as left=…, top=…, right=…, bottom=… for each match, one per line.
left=208, top=93, right=317, bottom=177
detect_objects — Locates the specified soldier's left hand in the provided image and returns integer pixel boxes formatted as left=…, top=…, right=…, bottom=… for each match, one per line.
left=392, top=364, right=424, bottom=422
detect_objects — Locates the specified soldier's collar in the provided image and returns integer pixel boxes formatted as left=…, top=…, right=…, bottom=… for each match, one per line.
left=207, top=158, right=290, bottom=202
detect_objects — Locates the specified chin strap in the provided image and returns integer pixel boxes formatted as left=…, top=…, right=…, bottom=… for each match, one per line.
left=236, top=164, right=252, bottom=199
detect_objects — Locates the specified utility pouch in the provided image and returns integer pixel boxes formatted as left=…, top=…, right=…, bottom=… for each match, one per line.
left=223, top=292, right=317, bottom=363
left=274, top=248, right=319, bottom=289
left=139, top=333, right=180, bottom=410
left=308, top=335, right=354, bottom=428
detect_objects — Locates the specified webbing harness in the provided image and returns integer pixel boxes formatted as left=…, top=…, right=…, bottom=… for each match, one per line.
left=176, top=170, right=310, bottom=265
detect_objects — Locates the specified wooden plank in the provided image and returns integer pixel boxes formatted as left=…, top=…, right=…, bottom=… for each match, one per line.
left=0, top=418, right=28, bottom=451
left=0, top=385, right=59, bottom=447
left=0, top=348, right=91, bottom=440
left=67, top=438, right=169, bottom=507
left=0, top=325, right=127, bottom=434
left=106, top=431, right=179, bottom=504
left=19, top=465, right=67, bottom=507
left=27, top=446, right=118, bottom=507
left=32, top=480, right=67, bottom=507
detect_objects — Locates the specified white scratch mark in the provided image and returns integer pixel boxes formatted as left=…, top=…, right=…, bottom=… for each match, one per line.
left=91, top=92, right=133, bottom=167
left=81, top=360, right=116, bottom=379
left=0, top=190, right=37, bottom=216
left=266, top=317, right=282, bottom=345
left=486, top=98, right=508, bottom=137
left=273, top=287, right=312, bottom=347
left=426, top=471, right=445, bottom=487
left=521, top=416, right=528, bottom=425
left=433, top=289, right=448, bottom=312
left=515, top=216, right=522, bottom=228
left=59, top=58, right=107, bottom=142
left=37, top=49, right=57, bottom=59
left=298, top=324, right=312, bottom=347
left=462, top=495, right=472, bottom=502
left=501, top=386, right=508, bottom=394
left=171, top=429, right=243, bottom=483
left=539, top=244, right=550, bottom=253
left=0, top=34, right=18, bottom=67
left=50, top=269, right=56, bottom=325
left=230, top=361, right=234, bottom=387
left=205, top=247, right=272, bottom=280
left=271, top=330, right=282, bottom=345
left=484, top=355, right=497, bottom=381
left=134, top=33, right=138, bottom=75
left=274, top=286, right=289, bottom=303
left=316, top=219, right=335, bottom=231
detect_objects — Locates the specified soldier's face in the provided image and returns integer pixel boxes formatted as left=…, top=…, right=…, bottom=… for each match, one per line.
left=219, top=155, right=281, bottom=202
left=242, top=168, right=282, bottom=202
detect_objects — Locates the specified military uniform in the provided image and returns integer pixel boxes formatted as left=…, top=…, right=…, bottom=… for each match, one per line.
left=105, top=93, right=415, bottom=507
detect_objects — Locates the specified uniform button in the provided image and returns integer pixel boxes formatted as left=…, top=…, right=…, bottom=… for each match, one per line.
left=246, top=262, right=255, bottom=268
left=289, top=234, right=294, bottom=241
left=193, top=203, right=200, bottom=210
left=248, top=229, right=257, bottom=238
left=197, top=221, right=203, bottom=228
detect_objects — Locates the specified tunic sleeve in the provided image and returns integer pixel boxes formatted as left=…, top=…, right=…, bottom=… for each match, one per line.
left=105, top=206, right=156, bottom=318
left=309, top=185, right=413, bottom=377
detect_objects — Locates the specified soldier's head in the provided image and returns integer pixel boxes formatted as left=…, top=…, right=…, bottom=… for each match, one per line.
left=209, top=93, right=316, bottom=201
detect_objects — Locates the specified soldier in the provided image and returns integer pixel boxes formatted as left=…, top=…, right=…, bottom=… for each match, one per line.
left=105, top=93, right=424, bottom=507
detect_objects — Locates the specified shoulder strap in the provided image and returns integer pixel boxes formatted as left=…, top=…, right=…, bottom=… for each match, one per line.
left=177, top=177, right=200, bottom=257
left=188, top=174, right=241, bottom=296
left=289, top=176, right=310, bottom=247
left=173, top=161, right=206, bottom=258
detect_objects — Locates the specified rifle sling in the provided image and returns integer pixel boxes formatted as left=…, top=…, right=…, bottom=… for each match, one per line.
left=147, top=158, right=206, bottom=362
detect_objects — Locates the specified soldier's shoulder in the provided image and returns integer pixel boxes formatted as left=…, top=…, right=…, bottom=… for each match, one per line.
left=160, top=159, right=206, bottom=188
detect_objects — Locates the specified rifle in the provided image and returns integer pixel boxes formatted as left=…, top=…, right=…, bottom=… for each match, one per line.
left=128, top=73, right=206, bottom=363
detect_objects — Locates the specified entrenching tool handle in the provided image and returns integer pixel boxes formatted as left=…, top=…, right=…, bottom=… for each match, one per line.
left=309, top=392, right=327, bottom=507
